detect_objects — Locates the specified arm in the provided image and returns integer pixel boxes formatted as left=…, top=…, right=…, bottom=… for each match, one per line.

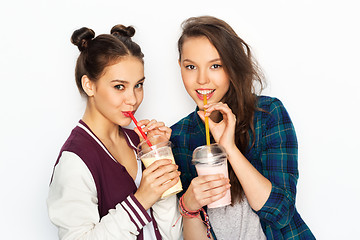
left=254, top=98, right=299, bottom=229
left=47, top=151, right=151, bottom=240
left=201, top=99, right=298, bottom=229
left=183, top=216, right=214, bottom=240
left=198, top=102, right=272, bottom=211
left=171, top=118, right=229, bottom=239
left=181, top=175, right=229, bottom=240
left=151, top=195, right=182, bottom=240
left=224, top=147, right=272, bottom=211
left=133, top=119, right=183, bottom=239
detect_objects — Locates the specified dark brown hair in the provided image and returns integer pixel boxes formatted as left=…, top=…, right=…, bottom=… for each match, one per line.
left=178, top=16, right=265, bottom=203
left=71, top=25, right=144, bottom=95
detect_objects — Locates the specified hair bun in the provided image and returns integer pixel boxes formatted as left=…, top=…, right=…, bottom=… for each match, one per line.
left=71, top=27, right=95, bottom=51
left=111, top=25, right=135, bottom=38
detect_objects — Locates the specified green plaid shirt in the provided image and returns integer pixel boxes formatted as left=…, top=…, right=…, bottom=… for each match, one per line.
left=170, top=96, right=315, bottom=240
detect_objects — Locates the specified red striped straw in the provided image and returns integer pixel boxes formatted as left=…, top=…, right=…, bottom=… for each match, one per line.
left=128, top=112, right=153, bottom=147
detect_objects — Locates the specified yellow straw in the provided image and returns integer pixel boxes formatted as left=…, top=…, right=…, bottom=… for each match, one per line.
left=203, top=94, right=210, bottom=146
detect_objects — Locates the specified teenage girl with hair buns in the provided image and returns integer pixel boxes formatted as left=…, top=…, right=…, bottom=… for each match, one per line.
left=47, top=25, right=182, bottom=240
left=170, top=16, right=315, bottom=239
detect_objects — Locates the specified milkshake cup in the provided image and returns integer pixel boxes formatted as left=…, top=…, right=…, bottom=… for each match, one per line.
left=192, top=143, right=231, bottom=208
left=137, top=135, right=183, bottom=198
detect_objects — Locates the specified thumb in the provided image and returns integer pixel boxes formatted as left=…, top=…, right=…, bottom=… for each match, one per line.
left=133, top=127, right=145, bottom=141
left=197, top=110, right=205, bottom=121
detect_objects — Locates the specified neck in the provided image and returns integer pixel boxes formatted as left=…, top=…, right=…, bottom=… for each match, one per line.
left=82, top=103, right=121, bottom=142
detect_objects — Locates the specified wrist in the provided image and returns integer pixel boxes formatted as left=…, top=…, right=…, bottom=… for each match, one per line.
left=179, top=195, right=200, bottom=216
left=134, top=192, right=151, bottom=210
left=225, top=145, right=247, bottom=164
left=223, top=143, right=239, bottom=156
left=183, top=192, right=201, bottom=212
left=179, top=195, right=212, bottom=239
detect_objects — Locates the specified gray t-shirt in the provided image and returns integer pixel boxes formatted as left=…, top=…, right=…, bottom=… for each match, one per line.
left=207, top=196, right=266, bottom=240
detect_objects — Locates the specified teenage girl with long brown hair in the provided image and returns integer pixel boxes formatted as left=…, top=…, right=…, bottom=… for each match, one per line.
left=171, top=16, right=315, bottom=240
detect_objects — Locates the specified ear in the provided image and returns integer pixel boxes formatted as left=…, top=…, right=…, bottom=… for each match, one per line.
left=178, top=59, right=181, bottom=67
left=81, top=75, right=95, bottom=97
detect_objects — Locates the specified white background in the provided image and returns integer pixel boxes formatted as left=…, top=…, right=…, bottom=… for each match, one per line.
left=1, top=0, right=359, bottom=239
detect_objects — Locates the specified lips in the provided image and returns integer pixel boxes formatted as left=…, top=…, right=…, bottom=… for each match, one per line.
left=196, top=89, right=215, bottom=100
left=122, top=111, right=135, bottom=117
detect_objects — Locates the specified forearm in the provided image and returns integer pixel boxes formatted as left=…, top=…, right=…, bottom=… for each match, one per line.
left=226, top=146, right=272, bottom=211
left=48, top=152, right=150, bottom=239
left=151, top=195, right=182, bottom=240
left=183, top=217, right=214, bottom=240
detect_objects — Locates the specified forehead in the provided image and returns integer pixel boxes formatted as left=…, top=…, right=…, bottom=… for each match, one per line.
left=102, top=56, right=144, bottom=81
left=181, top=36, right=220, bottom=61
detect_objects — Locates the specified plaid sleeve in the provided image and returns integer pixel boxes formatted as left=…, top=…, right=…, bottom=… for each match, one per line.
left=170, top=116, right=197, bottom=197
left=256, top=98, right=299, bottom=229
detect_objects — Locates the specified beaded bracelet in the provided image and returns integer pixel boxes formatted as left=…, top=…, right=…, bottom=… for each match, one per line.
left=177, top=195, right=211, bottom=239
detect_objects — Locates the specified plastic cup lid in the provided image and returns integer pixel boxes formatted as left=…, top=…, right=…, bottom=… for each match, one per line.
left=192, top=143, right=227, bottom=165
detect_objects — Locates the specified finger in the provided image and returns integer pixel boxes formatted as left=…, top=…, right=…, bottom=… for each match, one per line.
left=198, top=178, right=230, bottom=194
left=146, top=162, right=178, bottom=181
left=202, top=178, right=230, bottom=191
left=197, top=174, right=226, bottom=182
left=152, top=163, right=179, bottom=179
left=155, top=126, right=172, bottom=139
left=157, top=126, right=172, bottom=134
left=146, top=169, right=180, bottom=193
left=206, top=103, right=234, bottom=120
left=197, top=111, right=218, bottom=130
left=144, top=159, right=173, bottom=173
left=147, top=121, right=165, bottom=131
left=202, top=188, right=230, bottom=206
left=160, top=175, right=180, bottom=190
left=136, top=119, right=150, bottom=127
left=142, top=119, right=158, bottom=132
left=197, top=110, right=205, bottom=120
left=196, top=176, right=230, bottom=191
left=156, top=170, right=181, bottom=186
left=133, top=127, right=146, bottom=140
left=189, top=181, right=230, bottom=208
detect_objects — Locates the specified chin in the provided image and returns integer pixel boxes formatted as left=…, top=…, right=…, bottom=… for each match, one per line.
left=116, top=119, right=132, bottom=128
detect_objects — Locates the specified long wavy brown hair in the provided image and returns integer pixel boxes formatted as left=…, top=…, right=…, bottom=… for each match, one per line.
left=178, top=16, right=265, bottom=203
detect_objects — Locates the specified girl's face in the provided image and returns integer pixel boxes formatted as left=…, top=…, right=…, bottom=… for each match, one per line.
left=179, top=36, right=230, bottom=110
left=90, top=56, right=144, bottom=127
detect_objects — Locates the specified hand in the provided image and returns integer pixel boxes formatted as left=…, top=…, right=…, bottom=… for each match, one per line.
left=134, top=159, right=180, bottom=210
left=183, top=174, right=230, bottom=211
left=134, top=119, right=172, bottom=141
left=197, top=102, right=237, bottom=152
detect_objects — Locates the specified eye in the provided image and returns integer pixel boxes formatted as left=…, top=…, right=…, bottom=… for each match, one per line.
left=114, top=84, right=125, bottom=90
left=211, top=64, right=222, bottom=69
left=185, top=65, right=196, bottom=70
left=135, top=82, right=144, bottom=89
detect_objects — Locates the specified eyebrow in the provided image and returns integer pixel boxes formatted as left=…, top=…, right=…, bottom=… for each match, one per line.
left=111, top=77, right=145, bottom=84
left=182, top=58, right=222, bottom=64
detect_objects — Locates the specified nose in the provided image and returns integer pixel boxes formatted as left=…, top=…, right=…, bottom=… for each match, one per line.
left=124, top=89, right=137, bottom=106
left=197, top=69, right=210, bottom=85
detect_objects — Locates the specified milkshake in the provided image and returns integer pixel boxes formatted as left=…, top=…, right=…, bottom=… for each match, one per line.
left=192, top=143, right=231, bottom=208
left=137, top=135, right=183, bottom=198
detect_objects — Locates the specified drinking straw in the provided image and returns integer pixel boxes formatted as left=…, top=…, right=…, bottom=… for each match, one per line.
left=128, top=112, right=153, bottom=147
left=203, top=95, right=211, bottom=146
